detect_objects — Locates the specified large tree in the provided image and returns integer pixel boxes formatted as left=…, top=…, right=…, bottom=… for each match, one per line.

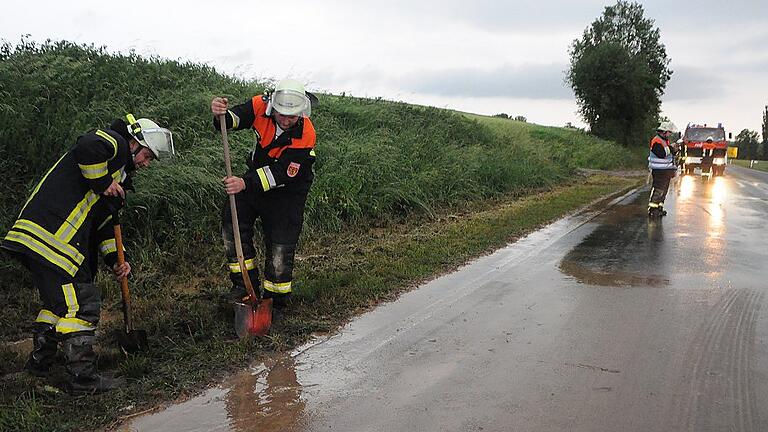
left=735, top=129, right=760, bottom=160
left=567, top=1, right=672, bottom=146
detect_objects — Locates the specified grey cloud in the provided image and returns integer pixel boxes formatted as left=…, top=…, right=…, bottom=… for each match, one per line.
left=454, top=0, right=768, bottom=32
left=397, top=64, right=572, bottom=99
left=662, top=66, right=726, bottom=101
left=320, top=0, right=604, bottom=32
left=319, top=0, right=767, bottom=34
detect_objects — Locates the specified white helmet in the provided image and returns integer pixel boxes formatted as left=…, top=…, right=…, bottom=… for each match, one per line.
left=126, top=114, right=175, bottom=159
left=269, top=79, right=312, bottom=117
left=657, top=121, right=678, bottom=134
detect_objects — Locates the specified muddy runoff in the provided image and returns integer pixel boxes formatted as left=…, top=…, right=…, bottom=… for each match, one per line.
left=118, top=350, right=307, bottom=432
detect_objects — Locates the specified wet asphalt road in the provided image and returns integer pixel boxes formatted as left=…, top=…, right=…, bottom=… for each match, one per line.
left=120, top=165, right=768, bottom=432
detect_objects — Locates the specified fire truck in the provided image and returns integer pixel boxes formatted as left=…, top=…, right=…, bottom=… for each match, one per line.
left=680, top=123, right=731, bottom=176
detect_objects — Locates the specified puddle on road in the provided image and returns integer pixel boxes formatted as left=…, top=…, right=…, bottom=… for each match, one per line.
left=559, top=259, right=669, bottom=287
left=559, top=193, right=671, bottom=288
left=119, top=353, right=306, bottom=432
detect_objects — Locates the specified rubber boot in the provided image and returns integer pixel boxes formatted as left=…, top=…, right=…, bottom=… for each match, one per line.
left=63, top=333, right=124, bottom=394
left=648, top=208, right=662, bottom=218
left=268, top=293, right=290, bottom=325
left=24, top=323, right=59, bottom=377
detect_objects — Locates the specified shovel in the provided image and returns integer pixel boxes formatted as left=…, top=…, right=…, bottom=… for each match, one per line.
left=114, top=217, right=148, bottom=353
left=219, top=114, right=272, bottom=337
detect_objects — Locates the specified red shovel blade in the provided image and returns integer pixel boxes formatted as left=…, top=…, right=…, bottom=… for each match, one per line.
left=249, top=298, right=272, bottom=336
left=233, top=298, right=272, bottom=338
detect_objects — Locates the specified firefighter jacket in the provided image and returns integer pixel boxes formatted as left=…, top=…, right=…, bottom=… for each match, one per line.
left=2, top=127, right=132, bottom=277
left=648, top=134, right=676, bottom=170
left=213, top=95, right=316, bottom=194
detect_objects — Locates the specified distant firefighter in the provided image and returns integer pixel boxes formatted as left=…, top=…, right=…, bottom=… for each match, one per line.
left=647, top=121, right=679, bottom=218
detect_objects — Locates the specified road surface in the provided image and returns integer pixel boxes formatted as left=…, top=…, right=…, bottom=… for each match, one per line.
left=120, top=165, right=768, bottom=432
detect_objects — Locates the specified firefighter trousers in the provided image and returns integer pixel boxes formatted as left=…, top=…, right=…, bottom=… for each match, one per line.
left=649, top=169, right=676, bottom=209
left=21, top=255, right=100, bottom=336
left=221, top=188, right=307, bottom=302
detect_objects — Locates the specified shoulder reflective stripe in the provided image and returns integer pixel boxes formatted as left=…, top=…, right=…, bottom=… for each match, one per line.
left=228, top=110, right=240, bottom=129
left=56, top=191, right=100, bottom=242
left=19, top=152, right=68, bottom=216
left=228, top=258, right=256, bottom=273
left=99, top=239, right=117, bottom=255
left=35, top=309, right=60, bottom=325
left=78, top=161, right=108, bottom=179
left=56, top=317, right=95, bottom=334
left=62, top=283, right=79, bottom=318
left=309, top=149, right=316, bottom=157
left=3, top=231, right=79, bottom=276
left=263, top=279, right=292, bottom=294
left=95, top=129, right=119, bottom=160
left=13, top=220, right=84, bottom=264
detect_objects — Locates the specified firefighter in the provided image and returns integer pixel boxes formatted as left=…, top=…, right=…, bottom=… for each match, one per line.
left=1, top=115, right=174, bottom=393
left=210, top=79, right=317, bottom=322
left=648, top=121, right=679, bottom=218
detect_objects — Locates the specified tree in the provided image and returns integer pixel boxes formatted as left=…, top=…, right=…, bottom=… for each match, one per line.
left=567, top=1, right=672, bottom=146
left=761, top=105, right=768, bottom=160
left=735, top=129, right=760, bottom=160
left=762, top=106, right=768, bottom=142
left=513, top=115, right=527, bottom=122
left=493, top=113, right=510, bottom=119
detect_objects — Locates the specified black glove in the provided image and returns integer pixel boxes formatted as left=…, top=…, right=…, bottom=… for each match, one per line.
left=103, top=195, right=125, bottom=216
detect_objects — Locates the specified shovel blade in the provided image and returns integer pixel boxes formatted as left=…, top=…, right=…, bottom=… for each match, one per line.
left=118, top=329, right=148, bottom=354
left=233, top=299, right=272, bottom=338
left=250, top=298, right=272, bottom=336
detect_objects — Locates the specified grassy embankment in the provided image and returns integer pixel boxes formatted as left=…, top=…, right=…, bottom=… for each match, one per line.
left=730, top=159, right=768, bottom=172
left=0, top=40, right=645, bottom=432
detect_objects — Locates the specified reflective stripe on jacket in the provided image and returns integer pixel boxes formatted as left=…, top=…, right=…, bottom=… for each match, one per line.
left=648, top=135, right=675, bottom=170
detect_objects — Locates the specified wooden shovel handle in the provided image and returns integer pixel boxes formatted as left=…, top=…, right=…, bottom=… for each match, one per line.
left=114, top=223, right=133, bottom=331
left=219, top=114, right=258, bottom=304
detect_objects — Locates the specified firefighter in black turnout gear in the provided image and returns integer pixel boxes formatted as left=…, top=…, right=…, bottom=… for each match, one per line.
left=211, top=79, right=317, bottom=319
left=2, top=114, right=174, bottom=393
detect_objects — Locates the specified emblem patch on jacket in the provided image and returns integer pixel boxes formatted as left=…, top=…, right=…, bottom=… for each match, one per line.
left=287, top=162, right=300, bottom=177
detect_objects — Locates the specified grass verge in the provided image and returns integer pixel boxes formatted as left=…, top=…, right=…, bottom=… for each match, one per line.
left=730, top=159, right=768, bottom=172
left=0, top=172, right=641, bottom=432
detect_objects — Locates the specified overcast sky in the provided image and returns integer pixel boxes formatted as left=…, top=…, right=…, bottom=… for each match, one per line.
left=2, top=0, right=767, bottom=138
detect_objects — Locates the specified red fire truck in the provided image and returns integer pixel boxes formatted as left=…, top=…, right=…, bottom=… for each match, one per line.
left=680, top=123, right=731, bottom=176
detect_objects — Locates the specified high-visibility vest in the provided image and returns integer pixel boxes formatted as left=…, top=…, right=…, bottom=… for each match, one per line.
left=648, top=135, right=675, bottom=170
